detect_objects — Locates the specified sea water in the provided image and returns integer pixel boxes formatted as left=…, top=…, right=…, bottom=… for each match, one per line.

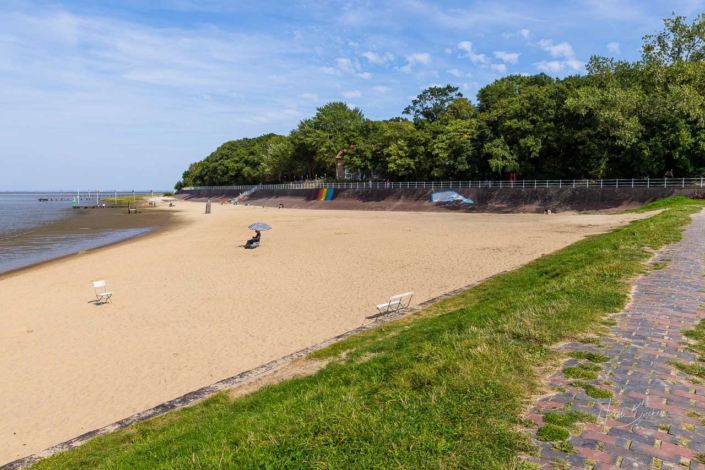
left=0, top=192, right=151, bottom=274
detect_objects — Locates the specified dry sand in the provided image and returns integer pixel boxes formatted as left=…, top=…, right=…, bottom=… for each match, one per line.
left=0, top=202, right=653, bottom=464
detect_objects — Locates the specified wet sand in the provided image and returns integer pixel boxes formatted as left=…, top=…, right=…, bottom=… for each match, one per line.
left=0, top=202, right=654, bottom=465
left=0, top=206, right=180, bottom=278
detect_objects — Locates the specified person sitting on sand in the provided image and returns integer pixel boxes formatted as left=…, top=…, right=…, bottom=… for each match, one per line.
left=244, top=230, right=261, bottom=248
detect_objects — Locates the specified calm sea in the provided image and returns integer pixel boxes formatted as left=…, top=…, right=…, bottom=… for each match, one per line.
left=0, top=192, right=152, bottom=275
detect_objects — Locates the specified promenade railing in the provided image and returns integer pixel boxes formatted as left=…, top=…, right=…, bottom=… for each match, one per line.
left=181, top=178, right=705, bottom=191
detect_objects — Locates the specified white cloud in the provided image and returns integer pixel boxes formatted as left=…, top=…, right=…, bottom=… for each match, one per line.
left=457, top=42, right=509, bottom=74
left=301, top=93, right=318, bottom=101
left=335, top=57, right=358, bottom=73
left=535, top=39, right=583, bottom=74
left=399, top=52, right=431, bottom=73
left=326, top=57, right=371, bottom=79
left=342, top=90, right=362, bottom=98
left=409, top=52, right=431, bottom=64
left=538, top=39, right=575, bottom=59
left=535, top=60, right=583, bottom=73
left=447, top=68, right=472, bottom=78
left=458, top=41, right=488, bottom=64
left=564, top=59, right=584, bottom=70
left=361, top=51, right=394, bottom=65
left=535, top=61, right=564, bottom=73
left=493, top=51, right=520, bottom=64
left=502, top=28, right=531, bottom=40
left=372, top=85, right=390, bottom=93
left=607, top=42, right=620, bottom=54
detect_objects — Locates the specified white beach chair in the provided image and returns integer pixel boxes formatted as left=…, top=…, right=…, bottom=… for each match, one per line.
left=376, top=291, right=414, bottom=315
left=92, top=280, right=113, bottom=304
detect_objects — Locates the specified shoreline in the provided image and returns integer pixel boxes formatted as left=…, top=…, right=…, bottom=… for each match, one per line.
left=0, top=206, right=184, bottom=281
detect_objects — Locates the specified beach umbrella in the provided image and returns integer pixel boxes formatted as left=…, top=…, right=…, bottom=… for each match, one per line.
left=248, top=222, right=272, bottom=231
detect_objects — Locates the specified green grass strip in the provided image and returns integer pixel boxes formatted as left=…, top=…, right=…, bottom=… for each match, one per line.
left=623, top=196, right=705, bottom=212
left=32, top=202, right=700, bottom=469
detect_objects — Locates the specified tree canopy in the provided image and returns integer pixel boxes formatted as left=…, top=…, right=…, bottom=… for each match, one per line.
left=177, top=13, right=705, bottom=189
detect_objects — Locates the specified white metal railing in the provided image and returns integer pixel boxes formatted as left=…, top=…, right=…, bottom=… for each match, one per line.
left=180, top=177, right=705, bottom=191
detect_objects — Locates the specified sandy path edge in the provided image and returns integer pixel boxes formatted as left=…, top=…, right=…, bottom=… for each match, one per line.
left=1, top=266, right=517, bottom=470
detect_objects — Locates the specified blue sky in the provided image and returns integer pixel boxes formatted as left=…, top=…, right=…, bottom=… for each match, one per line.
left=1, top=0, right=702, bottom=190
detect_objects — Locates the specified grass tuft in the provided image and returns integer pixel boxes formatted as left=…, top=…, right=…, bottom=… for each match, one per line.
left=543, top=411, right=597, bottom=428
left=567, top=351, right=611, bottom=363
left=551, top=458, right=571, bottom=469
left=552, top=441, right=575, bottom=453
left=570, top=381, right=614, bottom=399
left=30, top=200, right=699, bottom=469
left=669, top=318, right=705, bottom=380
left=563, top=367, right=598, bottom=380
left=518, top=462, right=541, bottom=470
left=669, top=361, right=705, bottom=378
left=536, top=425, right=570, bottom=442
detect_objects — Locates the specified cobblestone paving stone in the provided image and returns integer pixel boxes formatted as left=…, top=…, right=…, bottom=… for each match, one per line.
left=526, top=212, right=705, bottom=470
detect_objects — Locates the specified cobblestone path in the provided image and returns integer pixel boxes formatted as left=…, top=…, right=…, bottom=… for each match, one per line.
left=526, top=212, right=705, bottom=470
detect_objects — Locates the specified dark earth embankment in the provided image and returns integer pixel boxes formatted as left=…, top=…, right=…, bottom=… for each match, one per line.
left=177, top=187, right=694, bottom=213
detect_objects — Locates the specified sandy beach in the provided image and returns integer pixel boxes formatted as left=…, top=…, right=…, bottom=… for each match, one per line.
left=0, top=202, right=653, bottom=465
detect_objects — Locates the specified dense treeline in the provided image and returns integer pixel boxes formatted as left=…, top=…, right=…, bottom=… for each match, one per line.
left=176, top=14, right=705, bottom=189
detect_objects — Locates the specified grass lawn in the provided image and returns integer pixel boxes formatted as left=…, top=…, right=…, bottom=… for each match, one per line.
left=32, top=200, right=703, bottom=469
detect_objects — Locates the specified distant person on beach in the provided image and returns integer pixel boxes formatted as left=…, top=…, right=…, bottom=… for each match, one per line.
left=244, top=230, right=261, bottom=248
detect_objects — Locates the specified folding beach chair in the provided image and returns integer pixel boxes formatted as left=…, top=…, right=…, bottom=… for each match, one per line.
left=92, top=280, right=113, bottom=304
left=376, top=291, right=414, bottom=315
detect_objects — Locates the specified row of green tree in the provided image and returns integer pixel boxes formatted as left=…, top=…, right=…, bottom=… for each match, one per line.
left=176, top=14, right=705, bottom=189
